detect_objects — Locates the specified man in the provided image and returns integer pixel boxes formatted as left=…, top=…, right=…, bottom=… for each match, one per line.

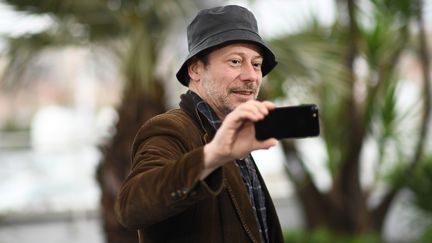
left=116, top=5, right=284, bottom=243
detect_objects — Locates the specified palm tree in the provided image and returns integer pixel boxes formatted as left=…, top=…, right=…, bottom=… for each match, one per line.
left=265, top=0, right=431, bottom=239
left=0, top=0, right=220, bottom=242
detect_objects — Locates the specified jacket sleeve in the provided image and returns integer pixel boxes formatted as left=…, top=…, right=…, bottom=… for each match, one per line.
left=115, top=113, right=224, bottom=229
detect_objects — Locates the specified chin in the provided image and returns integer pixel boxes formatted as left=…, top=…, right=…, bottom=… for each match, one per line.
left=237, top=97, right=254, bottom=103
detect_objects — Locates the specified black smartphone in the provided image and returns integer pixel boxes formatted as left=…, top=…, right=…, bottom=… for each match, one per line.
left=255, top=104, right=320, bottom=140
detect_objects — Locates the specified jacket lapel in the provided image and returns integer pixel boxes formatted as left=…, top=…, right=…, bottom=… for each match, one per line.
left=224, top=162, right=262, bottom=243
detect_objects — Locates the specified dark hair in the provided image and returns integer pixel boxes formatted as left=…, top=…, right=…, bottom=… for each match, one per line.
left=185, top=47, right=214, bottom=85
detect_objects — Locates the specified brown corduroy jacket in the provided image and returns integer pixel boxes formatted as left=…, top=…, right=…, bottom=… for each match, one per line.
left=115, top=93, right=284, bottom=243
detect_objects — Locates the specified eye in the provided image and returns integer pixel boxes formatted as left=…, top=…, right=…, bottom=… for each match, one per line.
left=230, top=59, right=242, bottom=65
left=253, top=62, right=263, bottom=70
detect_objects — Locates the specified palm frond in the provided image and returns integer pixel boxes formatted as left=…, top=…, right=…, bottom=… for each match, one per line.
left=1, top=28, right=79, bottom=89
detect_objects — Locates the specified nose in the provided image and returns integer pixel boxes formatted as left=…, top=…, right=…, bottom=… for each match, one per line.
left=239, top=62, right=260, bottom=82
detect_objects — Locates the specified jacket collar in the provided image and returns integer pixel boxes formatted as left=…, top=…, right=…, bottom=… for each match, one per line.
left=179, top=91, right=216, bottom=143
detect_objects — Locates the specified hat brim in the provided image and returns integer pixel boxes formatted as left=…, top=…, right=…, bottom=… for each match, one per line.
left=176, top=29, right=277, bottom=86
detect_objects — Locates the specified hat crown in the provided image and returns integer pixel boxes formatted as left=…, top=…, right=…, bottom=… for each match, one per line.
left=176, top=5, right=277, bottom=86
left=187, top=5, right=259, bottom=53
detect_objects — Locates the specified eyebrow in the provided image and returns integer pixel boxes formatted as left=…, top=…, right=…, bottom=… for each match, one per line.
left=227, top=52, right=263, bottom=60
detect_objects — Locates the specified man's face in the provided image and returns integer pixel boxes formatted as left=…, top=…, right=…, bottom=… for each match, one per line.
left=190, top=43, right=264, bottom=118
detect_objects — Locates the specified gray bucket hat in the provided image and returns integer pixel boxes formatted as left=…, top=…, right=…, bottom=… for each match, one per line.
left=176, top=5, right=277, bottom=86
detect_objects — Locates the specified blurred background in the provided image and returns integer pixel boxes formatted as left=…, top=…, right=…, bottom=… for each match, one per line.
left=0, top=0, right=431, bottom=242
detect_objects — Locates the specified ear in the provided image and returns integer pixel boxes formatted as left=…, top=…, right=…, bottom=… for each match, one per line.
left=187, top=58, right=202, bottom=82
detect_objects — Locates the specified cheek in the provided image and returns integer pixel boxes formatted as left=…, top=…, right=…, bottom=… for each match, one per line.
left=212, top=77, right=232, bottom=94
left=202, top=76, right=223, bottom=97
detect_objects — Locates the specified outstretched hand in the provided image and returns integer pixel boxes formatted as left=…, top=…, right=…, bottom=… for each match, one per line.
left=200, top=100, right=278, bottom=179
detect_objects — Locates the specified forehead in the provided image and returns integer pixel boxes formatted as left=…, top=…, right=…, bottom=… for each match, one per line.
left=208, top=43, right=263, bottom=59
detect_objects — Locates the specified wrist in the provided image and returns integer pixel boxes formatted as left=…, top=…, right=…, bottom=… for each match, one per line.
left=200, top=143, right=226, bottom=180
left=203, top=143, right=220, bottom=169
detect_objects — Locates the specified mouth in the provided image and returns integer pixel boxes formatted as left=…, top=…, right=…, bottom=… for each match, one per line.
left=230, top=89, right=256, bottom=99
left=232, top=90, right=254, bottom=95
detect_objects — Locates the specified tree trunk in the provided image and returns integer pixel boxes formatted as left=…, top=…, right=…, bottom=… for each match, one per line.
left=285, top=0, right=374, bottom=235
left=96, top=82, right=165, bottom=243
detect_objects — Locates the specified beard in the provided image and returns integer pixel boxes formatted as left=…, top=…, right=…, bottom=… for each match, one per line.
left=203, top=80, right=259, bottom=116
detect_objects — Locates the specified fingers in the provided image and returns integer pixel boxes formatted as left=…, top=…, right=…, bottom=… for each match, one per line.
left=261, top=100, right=276, bottom=111
left=228, top=100, right=275, bottom=123
left=255, top=138, right=278, bottom=150
left=208, top=100, right=278, bottom=164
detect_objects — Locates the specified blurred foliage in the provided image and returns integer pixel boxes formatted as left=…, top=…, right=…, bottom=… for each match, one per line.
left=265, top=0, right=431, bottom=238
left=1, top=0, right=430, bottom=241
left=1, top=118, right=30, bottom=132
left=407, top=155, right=432, bottom=214
left=1, top=0, right=217, bottom=92
left=0, top=1, right=222, bottom=242
left=419, top=226, right=432, bottom=243
left=283, top=228, right=381, bottom=243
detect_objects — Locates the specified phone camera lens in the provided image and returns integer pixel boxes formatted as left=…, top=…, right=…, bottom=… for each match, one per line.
left=311, top=105, right=318, bottom=112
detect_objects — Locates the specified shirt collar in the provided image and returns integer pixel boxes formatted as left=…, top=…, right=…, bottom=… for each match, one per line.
left=186, top=90, right=222, bottom=130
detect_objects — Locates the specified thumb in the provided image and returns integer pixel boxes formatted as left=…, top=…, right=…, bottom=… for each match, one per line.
left=255, top=138, right=278, bottom=150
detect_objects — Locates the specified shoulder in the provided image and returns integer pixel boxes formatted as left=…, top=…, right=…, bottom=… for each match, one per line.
left=132, top=109, right=202, bottom=152
left=143, top=109, right=196, bottom=133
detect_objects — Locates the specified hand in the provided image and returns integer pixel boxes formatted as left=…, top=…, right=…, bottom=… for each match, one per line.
left=200, top=100, right=278, bottom=179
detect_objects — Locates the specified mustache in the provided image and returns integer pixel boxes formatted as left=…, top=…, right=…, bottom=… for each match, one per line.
left=230, top=83, right=257, bottom=93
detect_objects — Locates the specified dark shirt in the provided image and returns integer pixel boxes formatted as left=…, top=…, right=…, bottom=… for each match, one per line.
left=187, top=90, right=269, bottom=243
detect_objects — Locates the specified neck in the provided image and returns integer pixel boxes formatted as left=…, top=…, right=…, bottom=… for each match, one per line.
left=188, top=87, right=226, bottom=120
